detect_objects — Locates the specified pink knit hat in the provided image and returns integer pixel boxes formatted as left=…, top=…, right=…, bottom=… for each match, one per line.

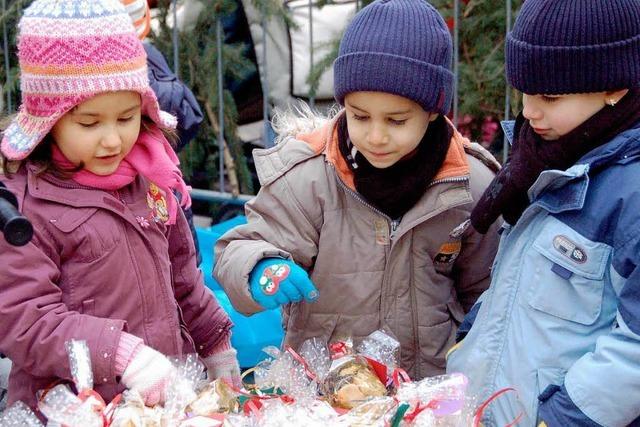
left=1, top=0, right=176, bottom=161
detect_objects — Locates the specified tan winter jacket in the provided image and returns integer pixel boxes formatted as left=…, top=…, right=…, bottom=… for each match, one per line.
left=214, top=113, right=501, bottom=379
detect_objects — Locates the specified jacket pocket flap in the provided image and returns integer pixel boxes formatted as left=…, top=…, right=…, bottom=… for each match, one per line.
left=532, top=217, right=611, bottom=280
left=50, top=208, right=98, bottom=233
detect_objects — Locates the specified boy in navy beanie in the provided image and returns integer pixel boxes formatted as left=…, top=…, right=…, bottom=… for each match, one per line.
left=214, top=0, right=502, bottom=382
left=448, top=1, right=640, bottom=426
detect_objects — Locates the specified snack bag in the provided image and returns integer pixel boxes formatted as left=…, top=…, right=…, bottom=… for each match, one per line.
left=322, top=338, right=387, bottom=409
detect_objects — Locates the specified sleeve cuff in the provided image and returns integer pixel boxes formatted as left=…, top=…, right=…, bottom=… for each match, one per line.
left=201, top=334, right=232, bottom=358
left=538, top=384, right=602, bottom=427
left=114, top=332, right=144, bottom=377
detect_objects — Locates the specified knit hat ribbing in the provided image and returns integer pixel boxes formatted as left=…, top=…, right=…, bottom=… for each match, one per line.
left=1, top=0, right=175, bottom=161
left=333, top=0, right=454, bottom=114
left=506, top=0, right=640, bottom=95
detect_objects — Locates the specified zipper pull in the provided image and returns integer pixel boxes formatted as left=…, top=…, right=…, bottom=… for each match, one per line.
left=390, top=219, right=400, bottom=239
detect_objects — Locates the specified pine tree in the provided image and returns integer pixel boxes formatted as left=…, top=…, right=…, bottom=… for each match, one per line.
left=152, top=0, right=256, bottom=196
left=434, top=0, right=522, bottom=143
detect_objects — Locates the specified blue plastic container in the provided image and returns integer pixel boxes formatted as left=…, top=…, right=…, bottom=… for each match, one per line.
left=196, top=215, right=284, bottom=368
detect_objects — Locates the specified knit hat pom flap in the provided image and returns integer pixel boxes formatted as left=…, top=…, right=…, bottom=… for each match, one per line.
left=1, top=0, right=176, bottom=161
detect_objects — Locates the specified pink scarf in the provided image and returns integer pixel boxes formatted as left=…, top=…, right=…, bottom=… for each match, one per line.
left=51, top=127, right=191, bottom=225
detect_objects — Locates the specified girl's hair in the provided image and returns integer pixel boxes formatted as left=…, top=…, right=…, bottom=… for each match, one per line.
left=271, top=100, right=340, bottom=145
left=1, top=116, right=177, bottom=178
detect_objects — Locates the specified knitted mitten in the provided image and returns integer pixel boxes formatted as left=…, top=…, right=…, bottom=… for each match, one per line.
left=202, top=339, right=241, bottom=388
left=116, top=333, right=175, bottom=406
left=249, top=258, right=319, bottom=309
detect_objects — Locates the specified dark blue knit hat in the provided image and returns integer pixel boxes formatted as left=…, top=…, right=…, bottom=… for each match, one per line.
left=333, top=0, right=453, bottom=114
left=506, top=0, right=640, bottom=95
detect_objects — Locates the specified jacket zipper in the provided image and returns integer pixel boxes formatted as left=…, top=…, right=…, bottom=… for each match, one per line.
left=332, top=166, right=470, bottom=371
left=335, top=174, right=471, bottom=238
left=170, top=265, right=197, bottom=352
left=333, top=173, right=393, bottom=224
left=428, top=175, right=469, bottom=188
left=390, top=219, right=401, bottom=239
left=116, top=189, right=182, bottom=354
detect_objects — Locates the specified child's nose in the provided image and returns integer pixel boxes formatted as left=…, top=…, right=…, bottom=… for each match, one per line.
left=367, top=123, right=388, bottom=146
left=101, top=129, right=122, bottom=149
left=522, top=95, right=542, bottom=121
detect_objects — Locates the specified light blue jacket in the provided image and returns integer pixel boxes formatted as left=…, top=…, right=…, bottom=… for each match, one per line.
left=447, top=122, right=640, bottom=427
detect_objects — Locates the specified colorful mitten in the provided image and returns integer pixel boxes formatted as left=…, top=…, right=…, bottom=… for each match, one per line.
left=249, top=258, right=319, bottom=309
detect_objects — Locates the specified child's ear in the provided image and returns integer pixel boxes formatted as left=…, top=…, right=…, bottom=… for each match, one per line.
left=605, top=88, right=630, bottom=105
left=428, top=113, right=439, bottom=123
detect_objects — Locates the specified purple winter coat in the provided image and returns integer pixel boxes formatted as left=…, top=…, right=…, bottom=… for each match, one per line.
left=0, top=163, right=232, bottom=412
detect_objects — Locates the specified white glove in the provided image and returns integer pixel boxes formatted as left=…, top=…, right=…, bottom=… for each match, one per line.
left=202, top=347, right=241, bottom=389
left=121, top=345, right=176, bottom=406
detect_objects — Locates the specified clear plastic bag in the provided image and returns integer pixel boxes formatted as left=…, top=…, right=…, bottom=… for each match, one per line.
left=253, top=346, right=319, bottom=404
left=396, top=373, right=474, bottom=426
left=323, top=338, right=387, bottom=410
left=356, top=330, right=400, bottom=373
left=110, top=390, right=163, bottom=426
left=249, top=398, right=338, bottom=427
left=337, top=396, right=397, bottom=427
left=37, top=384, right=103, bottom=427
left=0, top=401, right=44, bottom=426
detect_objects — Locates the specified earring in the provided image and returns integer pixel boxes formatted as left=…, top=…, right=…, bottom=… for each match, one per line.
left=608, top=98, right=618, bottom=107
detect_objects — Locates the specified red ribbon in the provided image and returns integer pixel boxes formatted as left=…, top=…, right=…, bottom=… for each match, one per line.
left=392, top=368, right=412, bottom=388
left=402, top=399, right=440, bottom=422
left=329, top=341, right=349, bottom=359
left=473, top=387, right=524, bottom=427
left=102, top=393, right=122, bottom=426
left=284, top=346, right=319, bottom=382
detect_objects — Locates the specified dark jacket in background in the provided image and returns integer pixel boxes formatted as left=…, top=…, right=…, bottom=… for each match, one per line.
left=144, top=42, right=204, bottom=152
left=145, top=42, right=204, bottom=264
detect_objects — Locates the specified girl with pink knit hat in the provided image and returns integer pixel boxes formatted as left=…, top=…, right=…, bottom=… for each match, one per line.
left=0, top=0, right=239, bottom=413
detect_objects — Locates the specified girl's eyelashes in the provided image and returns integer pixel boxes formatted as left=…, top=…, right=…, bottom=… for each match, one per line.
left=540, top=95, right=560, bottom=103
left=352, top=114, right=369, bottom=121
left=77, top=116, right=135, bottom=127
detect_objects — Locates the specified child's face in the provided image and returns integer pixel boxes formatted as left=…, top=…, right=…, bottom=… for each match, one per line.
left=51, top=91, right=142, bottom=175
left=344, top=91, right=437, bottom=168
left=522, top=90, right=628, bottom=141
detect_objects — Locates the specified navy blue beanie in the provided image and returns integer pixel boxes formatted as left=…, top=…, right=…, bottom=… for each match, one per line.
left=507, top=0, right=640, bottom=95
left=333, top=0, right=453, bottom=114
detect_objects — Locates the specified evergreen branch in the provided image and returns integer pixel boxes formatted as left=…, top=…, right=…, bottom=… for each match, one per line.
left=0, top=0, right=30, bottom=26
left=306, top=36, right=341, bottom=99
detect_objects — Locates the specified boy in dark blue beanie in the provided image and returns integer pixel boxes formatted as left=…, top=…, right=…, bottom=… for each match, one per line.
left=214, top=0, right=502, bottom=381
left=448, top=1, right=640, bottom=426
